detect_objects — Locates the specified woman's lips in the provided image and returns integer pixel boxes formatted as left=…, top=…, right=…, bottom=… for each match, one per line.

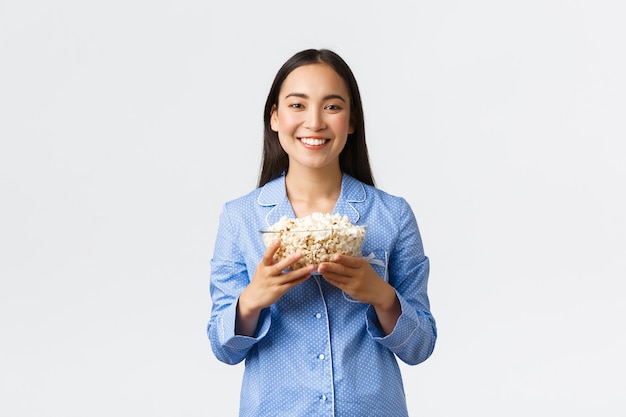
left=299, top=137, right=329, bottom=146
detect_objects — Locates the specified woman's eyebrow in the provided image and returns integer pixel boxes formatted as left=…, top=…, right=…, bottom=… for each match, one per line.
left=284, top=92, right=346, bottom=102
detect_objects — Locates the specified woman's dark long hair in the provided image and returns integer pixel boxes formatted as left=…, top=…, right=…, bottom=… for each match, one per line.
left=258, top=49, right=375, bottom=187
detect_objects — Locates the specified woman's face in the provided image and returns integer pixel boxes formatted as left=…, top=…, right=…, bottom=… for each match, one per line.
left=271, top=64, right=354, bottom=172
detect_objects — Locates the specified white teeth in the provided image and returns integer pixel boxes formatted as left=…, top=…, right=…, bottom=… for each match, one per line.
left=300, top=137, right=327, bottom=146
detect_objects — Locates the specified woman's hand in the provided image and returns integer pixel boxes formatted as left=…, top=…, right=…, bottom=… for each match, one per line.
left=318, top=255, right=401, bottom=335
left=235, top=239, right=315, bottom=336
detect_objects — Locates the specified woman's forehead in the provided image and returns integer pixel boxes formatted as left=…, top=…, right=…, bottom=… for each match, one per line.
left=279, top=64, right=350, bottom=100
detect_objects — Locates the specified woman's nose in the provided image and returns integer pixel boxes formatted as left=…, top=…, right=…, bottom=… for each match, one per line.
left=304, top=109, right=325, bottom=130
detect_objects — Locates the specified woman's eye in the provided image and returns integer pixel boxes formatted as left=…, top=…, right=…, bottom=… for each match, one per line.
left=289, top=103, right=303, bottom=109
left=325, top=104, right=341, bottom=111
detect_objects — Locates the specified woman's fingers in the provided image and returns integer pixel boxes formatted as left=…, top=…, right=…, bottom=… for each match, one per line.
left=261, top=239, right=281, bottom=266
left=318, top=255, right=358, bottom=278
left=262, top=239, right=317, bottom=278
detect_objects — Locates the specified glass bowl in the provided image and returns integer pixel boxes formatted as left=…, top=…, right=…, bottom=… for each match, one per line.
left=260, top=225, right=367, bottom=270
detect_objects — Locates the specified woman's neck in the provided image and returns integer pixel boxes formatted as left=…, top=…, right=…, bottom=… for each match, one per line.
left=285, top=166, right=342, bottom=217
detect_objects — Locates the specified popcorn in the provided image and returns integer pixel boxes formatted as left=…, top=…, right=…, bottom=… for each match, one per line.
left=261, top=212, right=366, bottom=270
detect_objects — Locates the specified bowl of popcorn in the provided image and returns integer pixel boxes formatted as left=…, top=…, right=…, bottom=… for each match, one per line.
left=260, top=212, right=367, bottom=271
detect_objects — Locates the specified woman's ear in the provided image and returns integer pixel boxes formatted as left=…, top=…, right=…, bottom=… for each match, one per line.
left=270, top=104, right=279, bottom=132
left=348, top=115, right=356, bottom=134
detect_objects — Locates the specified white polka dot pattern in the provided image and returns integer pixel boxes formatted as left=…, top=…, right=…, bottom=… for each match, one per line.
left=207, top=173, right=437, bottom=416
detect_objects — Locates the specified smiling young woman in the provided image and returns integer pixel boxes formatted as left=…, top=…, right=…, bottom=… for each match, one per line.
left=207, top=48, right=437, bottom=417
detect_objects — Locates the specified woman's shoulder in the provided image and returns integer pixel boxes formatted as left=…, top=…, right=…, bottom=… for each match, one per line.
left=354, top=178, right=409, bottom=205
left=223, top=176, right=284, bottom=211
left=343, top=175, right=413, bottom=217
left=223, top=187, right=262, bottom=210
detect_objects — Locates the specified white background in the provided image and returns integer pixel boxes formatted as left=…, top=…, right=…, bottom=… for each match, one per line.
left=1, top=1, right=625, bottom=416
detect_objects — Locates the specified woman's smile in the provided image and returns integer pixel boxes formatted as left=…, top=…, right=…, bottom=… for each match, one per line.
left=299, top=137, right=330, bottom=147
